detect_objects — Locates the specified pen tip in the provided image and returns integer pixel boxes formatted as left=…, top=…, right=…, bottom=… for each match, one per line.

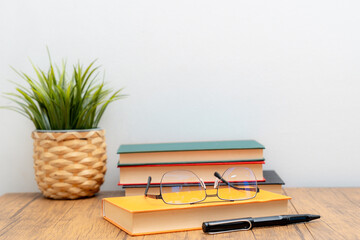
left=308, top=214, right=321, bottom=220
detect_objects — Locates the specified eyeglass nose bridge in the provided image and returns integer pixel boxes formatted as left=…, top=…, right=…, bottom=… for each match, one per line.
left=199, top=178, right=206, bottom=190
left=213, top=171, right=223, bottom=189
left=214, top=178, right=219, bottom=189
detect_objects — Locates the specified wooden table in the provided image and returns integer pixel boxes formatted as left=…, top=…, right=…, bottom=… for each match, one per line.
left=0, top=188, right=359, bottom=240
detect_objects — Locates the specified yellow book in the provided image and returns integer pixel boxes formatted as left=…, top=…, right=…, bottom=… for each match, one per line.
left=102, top=189, right=291, bottom=236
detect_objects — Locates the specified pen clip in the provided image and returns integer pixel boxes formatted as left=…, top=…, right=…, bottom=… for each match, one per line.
left=206, top=220, right=252, bottom=234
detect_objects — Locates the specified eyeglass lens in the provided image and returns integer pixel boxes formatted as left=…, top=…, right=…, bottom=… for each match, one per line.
left=217, top=167, right=258, bottom=200
left=160, top=170, right=206, bottom=204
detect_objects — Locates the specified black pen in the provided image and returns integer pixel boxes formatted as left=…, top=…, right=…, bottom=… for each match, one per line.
left=202, top=214, right=320, bottom=234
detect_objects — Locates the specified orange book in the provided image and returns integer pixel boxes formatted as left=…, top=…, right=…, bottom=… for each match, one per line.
left=102, top=189, right=291, bottom=236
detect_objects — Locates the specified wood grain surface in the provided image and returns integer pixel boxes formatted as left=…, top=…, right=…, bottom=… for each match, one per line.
left=0, top=188, right=359, bottom=240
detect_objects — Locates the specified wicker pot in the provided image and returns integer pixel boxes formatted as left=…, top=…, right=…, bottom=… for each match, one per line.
left=32, top=129, right=107, bottom=199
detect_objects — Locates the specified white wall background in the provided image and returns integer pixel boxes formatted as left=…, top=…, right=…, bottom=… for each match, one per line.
left=1, top=0, right=360, bottom=196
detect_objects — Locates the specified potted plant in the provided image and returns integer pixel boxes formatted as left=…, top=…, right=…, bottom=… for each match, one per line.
left=3, top=53, right=125, bottom=199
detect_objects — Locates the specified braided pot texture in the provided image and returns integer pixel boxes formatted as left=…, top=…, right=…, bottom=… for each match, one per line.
left=32, top=129, right=107, bottom=199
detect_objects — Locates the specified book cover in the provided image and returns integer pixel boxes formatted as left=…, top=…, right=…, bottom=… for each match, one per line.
left=260, top=170, right=285, bottom=186
left=117, top=140, right=265, bottom=154
left=102, top=189, right=291, bottom=236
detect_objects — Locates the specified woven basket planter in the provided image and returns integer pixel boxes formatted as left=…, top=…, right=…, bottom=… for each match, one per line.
left=32, top=129, right=107, bottom=199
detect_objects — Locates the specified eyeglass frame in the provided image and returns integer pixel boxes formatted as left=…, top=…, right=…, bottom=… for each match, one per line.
left=144, top=168, right=260, bottom=205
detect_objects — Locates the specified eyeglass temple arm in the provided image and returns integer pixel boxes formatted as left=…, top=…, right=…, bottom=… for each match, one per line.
left=144, top=176, right=162, bottom=199
left=214, top=172, right=259, bottom=193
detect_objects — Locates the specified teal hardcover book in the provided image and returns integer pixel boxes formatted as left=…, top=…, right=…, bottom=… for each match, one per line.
left=117, top=140, right=265, bottom=154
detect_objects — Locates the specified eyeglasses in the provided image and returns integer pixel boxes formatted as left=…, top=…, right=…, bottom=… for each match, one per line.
left=144, top=167, right=259, bottom=205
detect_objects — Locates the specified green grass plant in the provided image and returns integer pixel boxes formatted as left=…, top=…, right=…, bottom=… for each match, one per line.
left=3, top=54, right=125, bottom=130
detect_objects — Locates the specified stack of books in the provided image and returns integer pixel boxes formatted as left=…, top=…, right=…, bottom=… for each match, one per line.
left=117, top=140, right=285, bottom=195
